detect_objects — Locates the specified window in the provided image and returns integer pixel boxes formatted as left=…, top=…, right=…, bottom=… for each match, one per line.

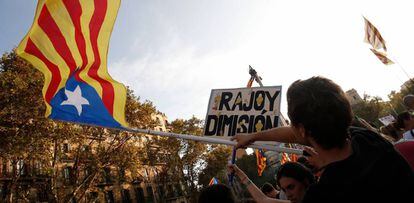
left=103, top=167, right=111, bottom=183
left=84, top=167, right=91, bottom=180
left=119, top=168, right=125, bottom=181
left=33, top=162, right=41, bottom=175
left=17, top=160, right=25, bottom=176
left=63, top=143, right=70, bottom=153
left=158, top=185, right=165, bottom=197
left=168, top=184, right=174, bottom=197
left=134, top=187, right=145, bottom=203
left=175, top=184, right=183, bottom=196
left=105, top=191, right=115, bottom=203
left=146, top=186, right=154, bottom=203
left=64, top=167, right=71, bottom=180
left=82, top=145, right=90, bottom=152
left=0, top=160, right=6, bottom=176
left=121, top=189, right=131, bottom=203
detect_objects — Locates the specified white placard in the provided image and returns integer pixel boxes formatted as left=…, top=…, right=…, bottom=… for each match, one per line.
left=203, top=86, right=282, bottom=137
left=378, top=115, right=395, bottom=126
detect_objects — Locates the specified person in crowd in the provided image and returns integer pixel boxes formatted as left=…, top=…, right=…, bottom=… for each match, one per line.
left=379, top=123, right=402, bottom=142
left=395, top=111, right=414, bottom=140
left=394, top=140, right=414, bottom=171
left=403, top=94, right=414, bottom=110
left=228, top=164, right=290, bottom=203
left=232, top=76, right=414, bottom=202
left=296, top=156, right=312, bottom=170
left=351, top=116, right=402, bottom=142
left=296, top=156, right=322, bottom=180
left=276, top=162, right=315, bottom=203
left=351, top=116, right=378, bottom=133
left=198, top=184, right=236, bottom=203
left=261, top=182, right=279, bottom=198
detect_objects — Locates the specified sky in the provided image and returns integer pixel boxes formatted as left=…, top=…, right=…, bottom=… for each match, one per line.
left=1, top=0, right=414, bottom=122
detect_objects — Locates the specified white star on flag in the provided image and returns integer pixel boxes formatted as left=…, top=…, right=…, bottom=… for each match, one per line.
left=61, top=85, right=89, bottom=116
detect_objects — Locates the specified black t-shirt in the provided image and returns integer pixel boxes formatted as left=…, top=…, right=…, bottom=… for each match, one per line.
left=302, top=127, right=414, bottom=203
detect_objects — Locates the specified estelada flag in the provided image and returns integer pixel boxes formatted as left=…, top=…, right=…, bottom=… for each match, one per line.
left=363, top=17, right=387, bottom=51
left=370, top=48, right=394, bottom=65
left=208, top=177, right=219, bottom=186
left=255, top=149, right=267, bottom=176
left=16, top=0, right=128, bottom=128
left=280, top=152, right=291, bottom=165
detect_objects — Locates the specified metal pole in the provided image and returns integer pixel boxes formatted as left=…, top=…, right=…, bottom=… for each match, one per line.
left=125, top=127, right=303, bottom=155
left=230, top=66, right=265, bottom=185
left=395, top=61, right=412, bottom=82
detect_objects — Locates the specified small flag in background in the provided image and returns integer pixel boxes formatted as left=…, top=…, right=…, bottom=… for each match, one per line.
left=290, top=153, right=298, bottom=162
left=247, top=71, right=267, bottom=177
left=247, top=77, right=254, bottom=88
left=209, top=177, right=219, bottom=186
left=16, top=0, right=128, bottom=128
left=255, top=149, right=267, bottom=176
left=370, top=48, right=394, bottom=65
left=363, top=17, right=387, bottom=51
left=280, top=152, right=291, bottom=165
left=363, top=17, right=413, bottom=79
left=363, top=17, right=395, bottom=66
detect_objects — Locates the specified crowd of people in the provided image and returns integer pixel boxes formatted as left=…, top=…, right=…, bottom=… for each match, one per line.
left=198, top=76, right=414, bottom=203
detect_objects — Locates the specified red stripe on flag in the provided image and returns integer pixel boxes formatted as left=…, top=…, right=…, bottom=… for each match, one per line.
left=87, top=0, right=115, bottom=115
left=25, top=38, right=62, bottom=103
left=37, top=5, right=77, bottom=74
left=62, top=0, right=88, bottom=81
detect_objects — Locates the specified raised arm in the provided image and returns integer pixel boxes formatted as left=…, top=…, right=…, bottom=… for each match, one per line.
left=228, top=164, right=290, bottom=203
left=231, top=126, right=309, bottom=149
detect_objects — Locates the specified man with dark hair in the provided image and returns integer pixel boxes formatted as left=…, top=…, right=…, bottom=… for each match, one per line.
left=198, top=184, right=235, bottom=203
left=232, top=76, right=414, bottom=203
left=395, top=111, right=414, bottom=140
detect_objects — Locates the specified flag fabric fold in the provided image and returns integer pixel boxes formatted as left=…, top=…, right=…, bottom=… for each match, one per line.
left=247, top=75, right=267, bottom=176
left=370, top=48, right=394, bottom=65
left=280, top=152, right=291, bottom=165
left=17, top=0, right=128, bottom=128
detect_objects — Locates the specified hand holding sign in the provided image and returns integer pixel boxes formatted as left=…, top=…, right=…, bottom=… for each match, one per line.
left=231, top=133, right=256, bottom=149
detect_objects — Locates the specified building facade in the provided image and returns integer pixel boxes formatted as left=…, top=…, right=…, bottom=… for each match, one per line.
left=0, top=114, right=188, bottom=203
left=345, top=89, right=363, bottom=106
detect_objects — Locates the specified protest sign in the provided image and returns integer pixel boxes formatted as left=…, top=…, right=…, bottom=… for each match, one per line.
left=204, top=86, right=282, bottom=137
left=379, top=115, right=395, bottom=126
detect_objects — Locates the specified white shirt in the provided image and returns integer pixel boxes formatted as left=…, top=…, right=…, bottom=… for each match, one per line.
left=402, top=130, right=414, bottom=140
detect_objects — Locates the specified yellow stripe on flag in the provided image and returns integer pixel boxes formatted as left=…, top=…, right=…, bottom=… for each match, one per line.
left=77, top=0, right=102, bottom=97
left=45, top=0, right=82, bottom=69
left=16, top=0, right=45, bottom=55
left=16, top=0, right=54, bottom=117
left=17, top=0, right=129, bottom=128
left=29, top=24, right=69, bottom=89
left=18, top=52, right=53, bottom=117
left=97, top=0, right=127, bottom=126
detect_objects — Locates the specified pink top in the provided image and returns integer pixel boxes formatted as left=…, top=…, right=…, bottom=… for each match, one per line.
left=395, top=140, right=414, bottom=171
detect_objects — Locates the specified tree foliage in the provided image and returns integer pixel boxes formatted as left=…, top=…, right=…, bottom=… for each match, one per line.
left=169, top=117, right=206, bottom=201
left=198, top=145, right=232, bottom=187
left=351, top=80, right=414, bottom=127
left=352, top=95, right=388, bottom=127
left=235, top=153, right=277, bottom=188
left=0, top=50, right=254, bottom=201
left=0, top=51, right=158, bottom=201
